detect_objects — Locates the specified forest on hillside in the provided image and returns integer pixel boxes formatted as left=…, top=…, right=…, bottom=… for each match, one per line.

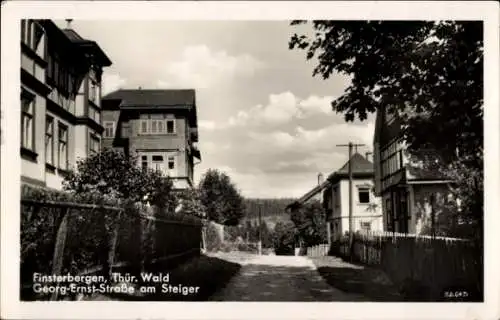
left=243, top=198, right=296, bottom=219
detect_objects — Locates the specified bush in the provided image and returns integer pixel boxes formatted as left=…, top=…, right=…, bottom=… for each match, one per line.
left=273, top=221, right=296, bottom=256
left=63, top=148, right=178, bottom=208
left=205, top=222, right=223, bottom=252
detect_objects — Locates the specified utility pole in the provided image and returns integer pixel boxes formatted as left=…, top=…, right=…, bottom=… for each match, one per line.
left=258, top=205, right=262, bottom=255
left=337, top=142, right=365, bottom=261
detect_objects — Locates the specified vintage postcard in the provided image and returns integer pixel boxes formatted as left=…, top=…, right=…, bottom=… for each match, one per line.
left=1, top=1, right=499, bottom=319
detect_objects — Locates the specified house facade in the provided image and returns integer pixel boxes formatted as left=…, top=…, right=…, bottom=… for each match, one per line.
left=286, top=153, right=383, bottom=244
left=373, top=106, right=452, bottom=234
left=323, top=153, right=383, bottom=240
left=20, top=19, right=111, bottom=190
left=101, top=89, right=201, bottom=190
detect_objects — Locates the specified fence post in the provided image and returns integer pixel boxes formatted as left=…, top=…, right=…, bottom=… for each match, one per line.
left=107, top=211, right=122, bottom=280
left=50, top=207, right=71, bottom=301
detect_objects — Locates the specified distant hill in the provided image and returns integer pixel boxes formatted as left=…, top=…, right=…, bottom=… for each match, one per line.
left=241, top=198, right=296, bottom=229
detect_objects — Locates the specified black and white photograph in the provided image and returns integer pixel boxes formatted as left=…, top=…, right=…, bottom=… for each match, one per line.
left=1, top=1, right=499, bottom=319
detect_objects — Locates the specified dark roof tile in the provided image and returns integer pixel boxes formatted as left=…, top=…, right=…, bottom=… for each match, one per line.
left=62, top=28, right=84, bottom=41
left=336, top=152, right=374, bottom=174
left=102, top=89, right=196, bottom=107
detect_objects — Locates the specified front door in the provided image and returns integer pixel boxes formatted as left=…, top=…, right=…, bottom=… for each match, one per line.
left=394, top=188, right=409, bottom=233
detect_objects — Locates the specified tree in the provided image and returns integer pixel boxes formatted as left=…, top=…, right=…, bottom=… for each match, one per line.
left=176, top=188, right=205, bottom=218
left=198, top=169, right=245, bottom=226
left=260, top=222, right=273, bottom=249
left=290, top=201, right=328, bottom=247
left=63, top=149, right=177, bottom=210
left=272, top=220, right=296, bottom=256
left=289, top=21, right=483, bottom=241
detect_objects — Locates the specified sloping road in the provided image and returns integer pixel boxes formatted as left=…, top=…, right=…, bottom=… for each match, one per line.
left=208, top=252, right=368, bottom=301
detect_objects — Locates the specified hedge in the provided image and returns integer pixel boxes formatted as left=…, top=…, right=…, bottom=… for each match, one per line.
left=20, top=184, right=202, bottom=300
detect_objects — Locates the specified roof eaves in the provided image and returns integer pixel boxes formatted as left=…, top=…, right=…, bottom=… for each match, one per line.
left=296, top=180, right=331, bottom=204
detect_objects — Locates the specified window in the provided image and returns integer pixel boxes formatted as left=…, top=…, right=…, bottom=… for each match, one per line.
left=140, top=120, right=148, bottom=134
left=45, top=116, right=54, bottom=165
left=166, top=119, right=175, bottom=134
left=33, top=23, right=43, bottom=49
left=21, top=95, right=34, bottom=150
left=58, top=124, right=68, bottom=170
left=151, top=120, right=158, bottom=134
left=158, top=120, right=164, bottom=133
left=21, top=20, right=26, bottom=43
left=168, top=156, right=175, bottom=170
left=358, top=188, right=370, bottom=204
left=386, top=199, right=393, bottom=231
left=89, top=80, right=97, bottom=102
left=21, top=20, right=43, bottom=50
left=152, top=155, right=164, bottom=172
left=89, top=134, right=100, bottom=154
left=21, top=20, right=33, bottom=47
left=54, top=59, right=59, bottom=85
left=360, top=222, right=372, bottom=232
left=141, top=155, right=148, bottom=169
left=138, top=117, right=176, bottom=135
left=68, top=72, right=74, bottom=95
left=88, top=106, right=100, bottom=123
left=104, top=121, right=115, bottom=138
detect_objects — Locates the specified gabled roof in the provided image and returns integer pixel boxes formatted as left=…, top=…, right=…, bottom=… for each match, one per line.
left=297, top=180, right=330, bottom=204
left=102, top=89, right=196, bottom=108
left=287, top=153, right=374, bottom=210
left=328, top=152, right=374, bottom=183
left=336, top=152, right=374, bottom=175
left=285, top=179, right=330, bottom=211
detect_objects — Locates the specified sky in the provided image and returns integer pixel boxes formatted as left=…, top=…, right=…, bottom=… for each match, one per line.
left=56, top=20, right=375, bottom=198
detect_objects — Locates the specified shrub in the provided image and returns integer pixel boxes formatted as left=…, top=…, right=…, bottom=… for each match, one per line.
left=204, top=222, right=223, bottom=252
left=273, top=221, right=296, bottom=256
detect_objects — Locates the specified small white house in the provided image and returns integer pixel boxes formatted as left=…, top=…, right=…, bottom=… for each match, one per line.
left=323, top=153, right=383, bottom=240
left=287, top=153, right=383, bottom=245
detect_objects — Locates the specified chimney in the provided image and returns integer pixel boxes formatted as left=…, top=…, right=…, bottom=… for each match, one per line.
left=318, top=173, right=324, bottom=185
left=365, top=152, right=373, bottom=162
left=65, top=19, right=73, bottom=29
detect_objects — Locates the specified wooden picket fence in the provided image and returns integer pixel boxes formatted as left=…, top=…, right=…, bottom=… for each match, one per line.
left=306, top=243, right=330, bottom=257
left=331, top=230, right=482, bottom=300
left=21, top=199, right=202, bottom=301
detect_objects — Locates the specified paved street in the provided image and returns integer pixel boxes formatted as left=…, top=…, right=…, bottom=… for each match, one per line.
left=208, top=253, right=368, bottom=301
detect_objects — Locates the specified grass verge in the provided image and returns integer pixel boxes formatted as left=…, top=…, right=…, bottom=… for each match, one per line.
left=86, top=254, right=241, bottom=301
left=311, top=256, right=404, bottom=302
